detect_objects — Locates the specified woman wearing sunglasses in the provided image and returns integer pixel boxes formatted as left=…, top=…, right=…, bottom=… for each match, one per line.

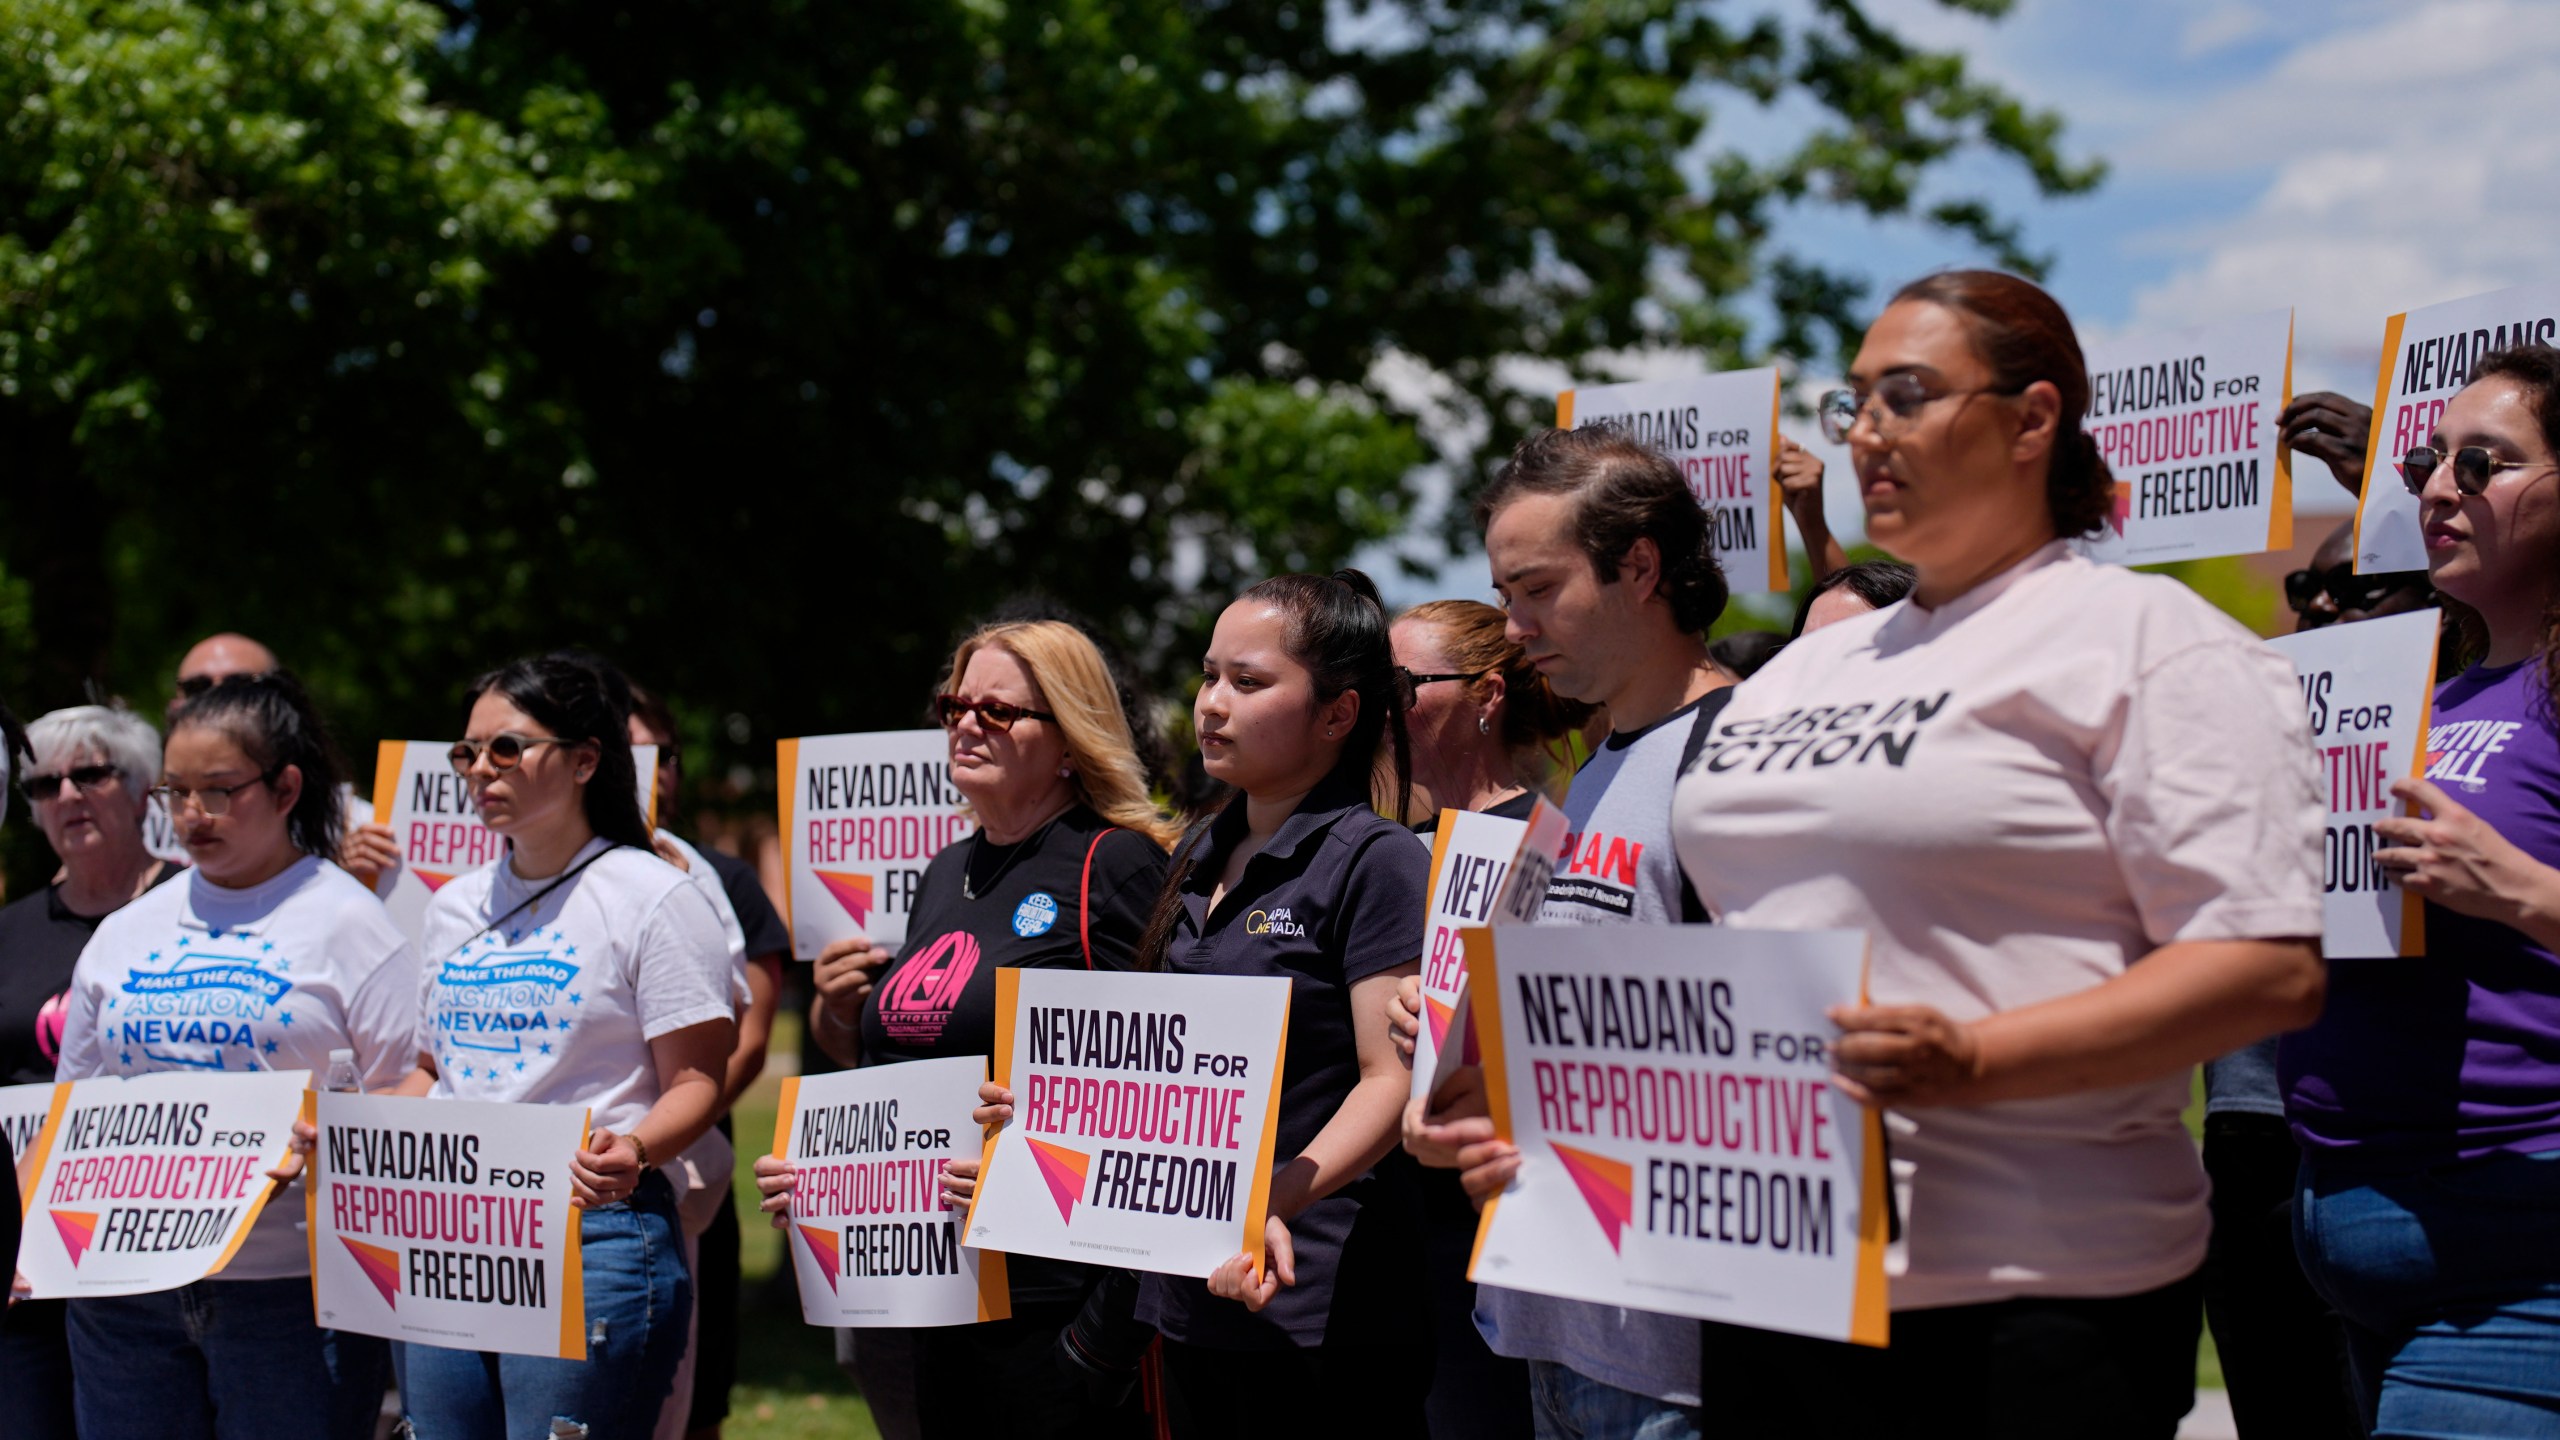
left=50, top=674, right=417, bottom=1440
left=2278, top=344, right=2560, bottom=1436
left=391, top=652, right=736, bottom=1438
left=1392, top=599, right=1594, bottom=825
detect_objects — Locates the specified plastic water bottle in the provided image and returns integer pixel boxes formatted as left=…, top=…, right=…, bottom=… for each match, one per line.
left=324, top=1048, right=361, bottom=1094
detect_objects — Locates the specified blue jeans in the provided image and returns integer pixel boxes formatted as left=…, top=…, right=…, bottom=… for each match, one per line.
left=66, top=1275, right=392, bottom=1440
left=396, top=1170, right=691, bottom=1440
left=2296, top=1150, right=2560, bottom=1438
left=1526, top=1359, right=1700, bottom=1440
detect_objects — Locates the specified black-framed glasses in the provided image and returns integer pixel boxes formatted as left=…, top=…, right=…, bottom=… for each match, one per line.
left=174, top=670, right=274, bottom=701
left=934, top=695, right=1057, bottom=733
left=1817, top=374, right=2026, bottom=444
left=1394, top=667, right=1490, bottom=706
left=152, top=767, right=282, bottom=817
left=20, top=763, right=122, bottom=804
left=2285, top=564, right=2417, bottom=616
left=2399, top=445, right=2556, bottom=497
left=448, top=733, right=579, bottom=775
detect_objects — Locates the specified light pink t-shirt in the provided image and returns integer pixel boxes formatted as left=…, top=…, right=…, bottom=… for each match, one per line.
left=1670, top=542, right=2320, bottom=1310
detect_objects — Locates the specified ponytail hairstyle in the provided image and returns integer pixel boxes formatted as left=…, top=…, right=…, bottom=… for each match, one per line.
left=169, top=671, right=348, bottom=860
left=463, top=651, right=654, bottom=852
left=1888, top=270, right=2115, bottom=539
left=1397, top=598, right=1595, bottom=762
left=1474, top=427, right=1729, bottom=634
left=1136, top=568, right=1411, bottom=969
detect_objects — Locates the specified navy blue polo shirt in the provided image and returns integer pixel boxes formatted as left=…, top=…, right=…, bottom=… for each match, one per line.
left=1137, top=773, right=1432, bottom=1350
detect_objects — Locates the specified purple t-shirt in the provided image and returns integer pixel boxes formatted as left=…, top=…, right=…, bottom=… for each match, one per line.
left=2282, top=658, right=2560, bottom=1167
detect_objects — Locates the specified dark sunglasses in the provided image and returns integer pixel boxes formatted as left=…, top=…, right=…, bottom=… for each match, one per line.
left=19, top=763, right=122, bottom=803
left=2400, top=445, right=2556, bottom=497
left=2284, top=564, right=2415, bottom=616
left=448, top=733, right=579, bottom=775
left=1394, top=667, right=1489, bottom=706
left=934, top=695, right=1056, bottom=733
left=174, top=670, right=275, bottom=700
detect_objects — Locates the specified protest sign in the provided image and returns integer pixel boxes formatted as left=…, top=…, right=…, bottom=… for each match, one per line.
left=779, top=731, right=974, bottom=956
left=1467, top=924, right=1886, bottom=1345
left=14, top=1068, right=306, bottom=1298
left=2077, top=309, right=2294, bottom=566
left=1, top=1081, right=56, bottom=1166
left=1560, top=369, right=1787, bottom=594
left=2268, top=610, right=2441, bottom=959
left=307, top=1090, right=589, bottom=1359
left=1415, top=798, right=1570, bottom=1104
left=2355, top=283, right=2560, bottom=573
left=772, top=1056, right=1007, bottom=1327
left=370, top=741, right=656, bottom=943
left=964, top=968, right=1290, bottom=1278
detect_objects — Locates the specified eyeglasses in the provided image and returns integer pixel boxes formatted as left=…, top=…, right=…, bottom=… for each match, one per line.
left=2284, top=564, right=2419, bottom=616
left=1394, top=667, right=1489, bottom=706
left=152, top=768, right=282, bottom=817
left=2399, top=445, right=2558, bottom=497
left=448, top=733, right=579, bottom=775
left=934, top=696, right=1057, bottom=733
left=1817, top=374, right=2025, bottom=445
left=174, top=670, right=274, bottom=701
left=20, top=764, right=122, bottom=803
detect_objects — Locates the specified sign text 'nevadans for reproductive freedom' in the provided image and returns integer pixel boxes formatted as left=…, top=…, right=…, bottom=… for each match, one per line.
left=2356, top=283, right=2560, bottom=573
left=1561, top=370, right=1786, bottom=594
left=371, top=741, right=656, bottom=945
left=2077, top=309, right=2294, bottom=566
left=2268, top=609, right=2441, bottom=959
left=1468, top=925, right=1887, bottom=1345
left=780, top=731, right=974, bottom=955
left=1415, top=798, right=1570, bottom=1103
left=775, top=1056, right=1007, bottom=1327
left=965, top=968, right=1290, bottom=1278
left=308, top=1090, right=588, bottom=1359
left=15, top=1069, right=306, bottom=1298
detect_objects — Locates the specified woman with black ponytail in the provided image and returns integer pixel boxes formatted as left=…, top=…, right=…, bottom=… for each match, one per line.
left=53, top=673, right=417, bottom=1439
left=392, top=651, right=735, bottom=1437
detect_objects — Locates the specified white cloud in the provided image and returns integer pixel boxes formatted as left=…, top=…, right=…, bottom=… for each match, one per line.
left=2181, top=4, right=2271, bottom=56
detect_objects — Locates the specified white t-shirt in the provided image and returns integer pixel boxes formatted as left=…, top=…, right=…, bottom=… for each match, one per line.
left=1671, top=542, right=2321, bottom=1310
left=56, top=855, right=420, bottom=1280
left=417, top=837, right=733, bottom=1138
left=658, top=829, right=750, bottom=1015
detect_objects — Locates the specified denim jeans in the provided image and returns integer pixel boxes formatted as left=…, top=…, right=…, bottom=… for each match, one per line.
left=2296, top=1149, right=2560, bottom=1439
left=66, top=1274, right=392, bottom=1440
left=396, top=1170, right=691, bottom=1440
left=1526, top=1360, right=1700, bottom=1440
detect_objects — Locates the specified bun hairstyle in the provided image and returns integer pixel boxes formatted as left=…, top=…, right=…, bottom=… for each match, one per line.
left=1398, top=599, right=1596, bottom=753
left=463, top=651, right=655, bottom=852
left=169, top=671, right=349, bottom=860
left=1888, top=270, right=2115, bottom=539
left=1474, top=427, right=1730, bottom=635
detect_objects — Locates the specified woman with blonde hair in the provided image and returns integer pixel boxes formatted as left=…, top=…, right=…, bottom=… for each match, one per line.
left=1394, top=598, right=1594, bottom=823
left=763, top=617, right=1176, bottom=1439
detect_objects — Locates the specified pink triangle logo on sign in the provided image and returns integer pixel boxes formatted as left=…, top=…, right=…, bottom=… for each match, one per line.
left=1424, top=995, right=1456, bottom=1054
left=815, top=870, right=875, bottom=927
left=1026, top=1138, right=1092, bottom=1224
left=1550, top=1142, right=1634, bottom=1254
left=49, top=1209, right=99, bottom=1267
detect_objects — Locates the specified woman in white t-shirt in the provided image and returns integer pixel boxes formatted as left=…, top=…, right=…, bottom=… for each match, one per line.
left=1667, top=271, right=2326, bottom=1437
left=391, top=652, right=735, bottom=1438
left=53, top=673, right=418, bottom=1440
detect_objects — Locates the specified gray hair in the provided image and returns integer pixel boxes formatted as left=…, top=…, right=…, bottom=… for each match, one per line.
left=28, top=705, right=163, bottom=791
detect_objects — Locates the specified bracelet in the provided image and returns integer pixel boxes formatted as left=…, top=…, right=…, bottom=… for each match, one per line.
left=629, top=1133, right=652, bottom=1171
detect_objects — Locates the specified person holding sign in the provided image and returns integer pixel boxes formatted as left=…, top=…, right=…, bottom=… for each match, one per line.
left=2281, top=344, right=2560, bottom=1435
left=1392, top=599, right=1593, bottom=824
left=763, top=618, right=1176, bottom=1438
left=1668, top=270, right=2326, bottom=1436
left=392, top=652, right=736, bottom=1439
left=51, top=673, right=419, bottom=1440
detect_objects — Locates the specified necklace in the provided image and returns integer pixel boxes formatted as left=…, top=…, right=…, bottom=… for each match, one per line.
left=962, top=809, right=1070, bottom=900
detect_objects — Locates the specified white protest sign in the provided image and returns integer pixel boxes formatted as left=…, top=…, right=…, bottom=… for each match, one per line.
left=307, top=1090, right=588, bottom=1359
left=1468, top=925, right=1886, bottom=1345
left=2268, top=610, right=2441, bottom=959
left=1416, top=798, right=1571, bottom=1104
left=964, top=968, right=1290, bottom=1278
left=773, top=1056, right=1008, bottom=1327
left=1561, top=369, right=1787, bottom=595
left=1, top=1081, right=57, bottom=1166
left=15, top=1069, right=307, bottom=1298
left=2078, top=309, right=2294, bottom=566
left=2355, top=284, right=2560, bottom=573
left=371, top=741, right=656, bottom=944
left=779, top=731, right=974, bottom=956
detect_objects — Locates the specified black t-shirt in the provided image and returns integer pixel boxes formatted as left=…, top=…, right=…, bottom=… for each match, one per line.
left=1408, top=787, right=1543, bottom=835
left=859, top=805, right=1170, bottom=1304
left=698, top=845, right=791, bottom=960
left=0, top=885, right=112, bottom=1085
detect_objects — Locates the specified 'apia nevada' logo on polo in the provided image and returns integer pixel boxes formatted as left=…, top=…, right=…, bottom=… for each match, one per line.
left=1244, top=906, right=1306, bottom=938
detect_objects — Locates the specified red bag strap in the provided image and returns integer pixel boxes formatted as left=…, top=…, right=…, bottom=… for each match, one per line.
left=1080, top=827, right=1118, bottom=969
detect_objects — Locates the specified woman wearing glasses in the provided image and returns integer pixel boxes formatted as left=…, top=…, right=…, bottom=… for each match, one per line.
left=2279, top=344, right=2560, bottom=1436
left=1668, top=271, right=2326, bottom=1436
left=51, top=674, right=417, bottom=1440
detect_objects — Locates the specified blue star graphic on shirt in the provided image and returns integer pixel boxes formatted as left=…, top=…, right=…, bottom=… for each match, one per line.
left=567, top=992, right=583, bottom=1006
left=564, top=946, right=577, bottom=957
left=148, top=951, right=160, bottom=962
left=458, top=1064, right=474, bottom=1079
left=559, top=1019, right=574, bottom=1033
left=106, top=996, right=116, bottom=1010
left=514, top=1061, right=526, bottom=1073
left=177, top=936, right=190, bottom=947
left=263, top=1040, right=279, bottom=1055
left=279, top=1012, right=294, bottom=1027
left=118, top=1051, right=132, bottom=1066
left=538, top=1041, right=553, bottom=1056
left=262, top=942, right=274, bottom=953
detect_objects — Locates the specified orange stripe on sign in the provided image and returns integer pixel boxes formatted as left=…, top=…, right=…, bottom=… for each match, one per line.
left=1556, top=390, right=1576, bottom=429
left=559, top=1111, right=591, bottom=1360
left=2402, top=625, right=2444, bottom=957
left=1463, top=927, right=1512, bottom=1281
left=372, top=742, right=401, bottom=828
left=302, top=1090, right=320, bottom=1311
left=963, top=977, right=1021, bottom=1240
left=2352, top=312, right=2409, bottom=573
left=771, top=1076, right=800, bottom=1162
left=19, top=1083, right=69, bottom=1222
left=1240, top=989, right=1293, bottom=1281
left=776, top=739, right=800, bottom=937
left=2268, top=314, right=2296, bottom=551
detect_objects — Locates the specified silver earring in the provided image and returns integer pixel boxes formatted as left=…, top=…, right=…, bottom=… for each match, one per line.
left=1478, top=715, right=1491, bottom=736
left=1058, top=766, right=1072, bottom=778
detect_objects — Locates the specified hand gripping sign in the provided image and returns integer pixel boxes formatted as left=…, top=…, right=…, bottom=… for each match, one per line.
left=1559, top=369, right=1788, bottom=595
left=1415, top=798, right=1572, bottom=1105
left=1467, top=924, right=1888, bottom=1345
left=307, top=1090, right=590, bottom=1359
left=2077, top=309, right=2295, bottom=566
left=779, top=731, right=975, bottom=956
left=14, top=1068, right=309, bottom=1298
left=2355, top=283, right=2560, bottom=574
left=371, top=741, right=657, bottom=944
left=965, top=968, right=1291, bottom=1278
left=773, top=1055, right=1008, bottom=1327
left=2267, top=609, right=2442, bottom=959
